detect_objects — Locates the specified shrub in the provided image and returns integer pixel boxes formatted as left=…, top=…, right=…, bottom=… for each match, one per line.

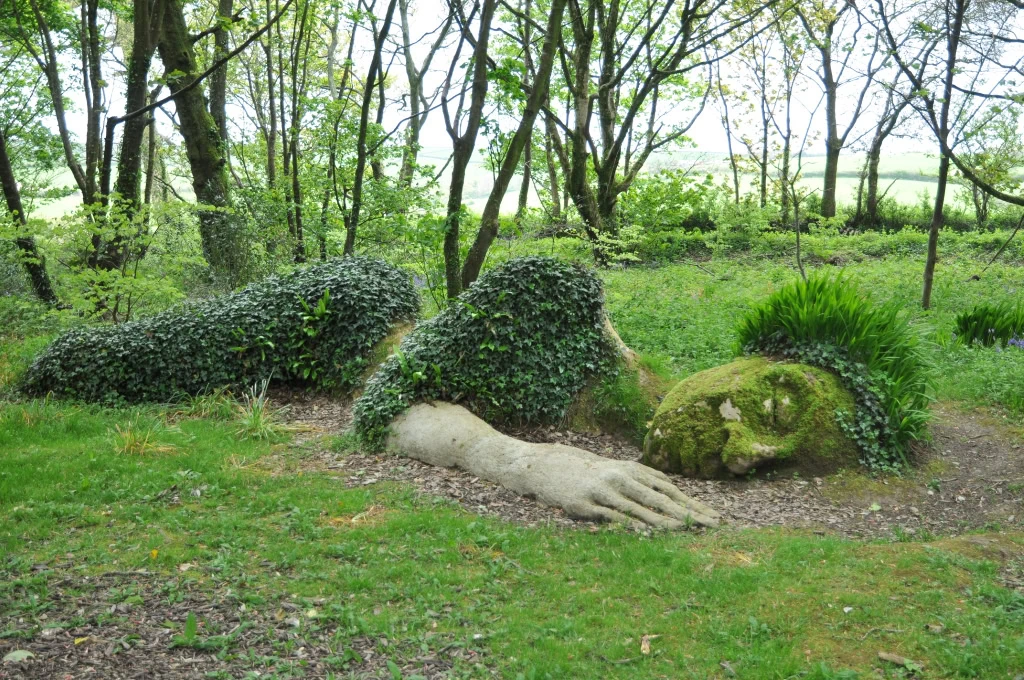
left=353, top=256, right=614, bottom=444
left=736, top=275, right=933, bottom=471
left=22, top=257, right=417, bottom=403
left=955, top=302, right=1024, bottom=347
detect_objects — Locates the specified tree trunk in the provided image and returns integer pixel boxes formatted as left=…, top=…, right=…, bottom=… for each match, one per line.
left=106, top=0, right=157, bottom=269
left=158, top=0, right=245, bottom=281
left=82, top=0, right=104, bottom=206
left=543, top=116, right=562, bottom=219
left=922, top=0, right=965, bottom=310
left=441, top=0, right=498, bottom=297
left=517, top=143, right=532, bottom=221
left=459, top=0, right=564, bottom=289
left=819, top=37, right=839, bottom=218
left=0, top=131, right=58, bottom=305
left=716, top=68, right=740, bottom=204
left=821, top=140, right=841, bottom=218
left=922, top=155, right=949, bottom=309
left=865, top=142, right=882, bottom=225
left=210, top=0, right=233, bottom=142
left=780, top=135, right=791, bottom=225
left=346, top=0, right=400, bottom=255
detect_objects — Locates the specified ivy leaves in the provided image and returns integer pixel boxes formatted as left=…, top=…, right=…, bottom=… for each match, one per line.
left=22, top=257, right=418, bottom=403
left=353, top=256, right=614, bottom=445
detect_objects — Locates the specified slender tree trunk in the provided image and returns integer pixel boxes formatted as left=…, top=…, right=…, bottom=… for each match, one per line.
left=865, top=142, right=882, bottom=225
left=780, top=136, right=792, bottom=225
left=371, top=70, right=386, bottom=181
left=144, top=122, right=157, bottom=207
left=821, top=141, right=841, bottom=218
left=210, top=0, right=234, bottom=141
left=714, top=60, right=740, bottom=204
left=460, top=0, right=564, bottom=289
left=24, top=0, right=89, bottom=200
left=820, top=39, right=839, bottom=219
left=543, top=115, right=562, bottom=220
left=107, top=0, right=157, bottom=269
left=517, top=143, right=532, bottom=221
left=759, top=97, right=769, bottom=209
left=442, top=0, right=498, bottom=296
left=82, top=0, right=103, bottom=206
left=923, top=155, right=950, bottom=308
left=0, top=131, right=58, bottom=305
left=922, top=0, right=964, bottom=310
left=346, top=0, right=400, bottom=255
left=157, top=0, right=245, bottom=281
left=263, top=0, right=277, bottom=186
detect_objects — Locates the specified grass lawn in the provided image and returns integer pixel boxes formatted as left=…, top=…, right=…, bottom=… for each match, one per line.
left=2, top=243, right=1024, bottom=678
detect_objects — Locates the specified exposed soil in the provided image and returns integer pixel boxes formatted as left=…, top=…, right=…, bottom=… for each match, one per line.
left=279, top=395, right=1024, bottom=541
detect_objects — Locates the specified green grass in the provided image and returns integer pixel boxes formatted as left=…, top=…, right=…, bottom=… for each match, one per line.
left=955, top=301, right=1024, bottom=347
left=2, top=400, right=1023, bottom=677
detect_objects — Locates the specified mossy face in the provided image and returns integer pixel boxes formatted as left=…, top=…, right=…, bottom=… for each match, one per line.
left=643, top=357, right=859, bottom=478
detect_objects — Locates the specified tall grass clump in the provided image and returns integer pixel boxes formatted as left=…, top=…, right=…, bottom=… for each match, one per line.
left=737, top=275, right=933, bottom=471
left=955, top=302, right=1024, bottom=347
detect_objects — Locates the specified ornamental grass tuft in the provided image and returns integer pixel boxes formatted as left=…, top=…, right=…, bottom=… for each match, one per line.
left=954, top=302, right=1024, bottom=348
left=736, top=275, right=933, bottom=471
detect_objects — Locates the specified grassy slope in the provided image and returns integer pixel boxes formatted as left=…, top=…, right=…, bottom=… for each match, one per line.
left=3, top=243, right=1024, bottom=677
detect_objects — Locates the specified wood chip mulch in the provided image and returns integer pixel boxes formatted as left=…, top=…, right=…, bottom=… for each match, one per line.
left=280, top=396, right=1024, bottom=541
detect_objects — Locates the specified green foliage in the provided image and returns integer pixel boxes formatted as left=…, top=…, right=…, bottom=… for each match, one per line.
left=737, top=275, right=933, bottom=471
left=21, top=257, right=417, bottom=403
left=954, top=302, right=1024, bottom=347
left=353, top=256, right=613, bottom=443
left=618, top=169, right=718, bottom=233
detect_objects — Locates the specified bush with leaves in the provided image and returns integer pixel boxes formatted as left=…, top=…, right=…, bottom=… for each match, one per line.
left=955, top=302, right=1024, bottom=348
left=353, top=256, right=614, bottom=444
left=22, top=257, right=417, bottom=403
left=737, top=275, right=933, bottom=472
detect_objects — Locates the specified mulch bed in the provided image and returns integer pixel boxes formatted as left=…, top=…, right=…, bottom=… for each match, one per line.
left=280, top=394, right=1024, bottom=541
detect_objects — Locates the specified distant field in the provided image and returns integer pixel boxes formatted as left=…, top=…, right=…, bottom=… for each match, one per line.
left=26, top=150, right=947, bottom=219
left=658, top=151, right=944, bottom=207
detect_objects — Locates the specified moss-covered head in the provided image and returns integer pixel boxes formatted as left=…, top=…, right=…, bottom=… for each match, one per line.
left=643, top=357, right=859, bottom=478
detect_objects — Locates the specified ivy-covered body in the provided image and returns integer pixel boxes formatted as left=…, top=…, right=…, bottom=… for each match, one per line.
left=643, top=357, right=859, bottom=478
left=22, top=258, right=418, bottom=403
left=353, top=257, right=614, bottom=443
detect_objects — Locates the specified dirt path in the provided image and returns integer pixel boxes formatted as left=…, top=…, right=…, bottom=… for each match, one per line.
left=280, top=395, right=1024, bottom=540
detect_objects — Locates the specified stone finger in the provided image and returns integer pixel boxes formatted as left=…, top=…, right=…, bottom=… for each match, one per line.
left=584, top=504, right=643, bottom=529
left=620, top=477, right=720, bottom=528
left=596, top=490, right=684, bottom=529
left=645, top=477, right=722, bottom=521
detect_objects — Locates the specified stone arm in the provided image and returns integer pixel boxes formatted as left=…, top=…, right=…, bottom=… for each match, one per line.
left=388, top=402, right=721, bottom=529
